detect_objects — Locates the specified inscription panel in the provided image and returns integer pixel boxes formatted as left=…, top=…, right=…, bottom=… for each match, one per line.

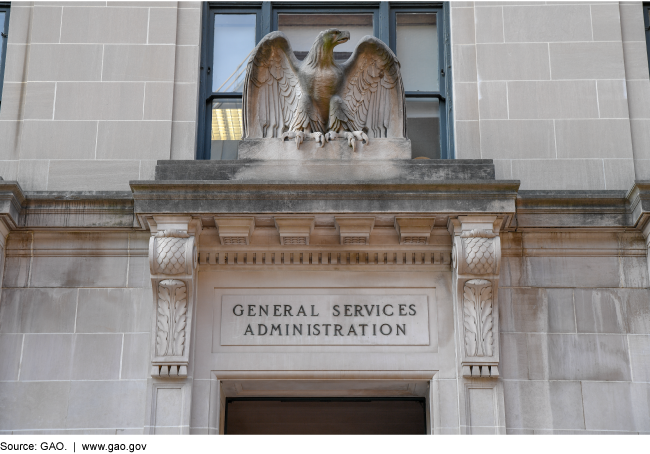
left=220, top=294, right=430, bottom=346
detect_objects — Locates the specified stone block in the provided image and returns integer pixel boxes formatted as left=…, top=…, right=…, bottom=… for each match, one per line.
left=3, top=257, right=31, bottom=289
left=451, top=7, right=475, bottom=45
left=127, top=256, right=152, bottom=289
left=480, top=120, right=555, bottom=159
left=503, top=380, right=585, bottom=430
left=574, top=289, right=626, bottom=334
left=20, top=121, right=97, bottom=160
left=437, top=379, right=460, bottom=430
left=454, top=83, right=479, bottom=121
left=22, top=82, right=56, bottom=120
left=597, top=80, right=630, bottom=119
left=501, top=288, right=548, bottom=333
left=475, top=6, right=503, bottom=43
left=20, top=334, right=74, bottom=380
left=591, top=3, right=623, bottom=42
left=452, top=45, right=477, bottom=83
left=54, top=82, right=145, bottom=121
left=29, top=256, right=129, bottom=288
left=555, top=119, right=633, bottom=159
left=623, top=42, right=649, bottom=80
left=500, top=256, right=523, bottom=287
left=173, top=45, right=200, bottom=83
left=547, top=289, right=576, bottom=333
left=0, top=382, right=70, bottom=430
left=0, top=160, right=19, bottom=181
left=48, top=160, right=140, bottom=191
left=549, top=42, right=625, bottom=80
left=0, top=334, right=23, bottom=380
left=626, top=80, right=650, bottom=119
left=478, top=81, right=507, bottom=120
left=524, top=256, right=621, bottom=287
left=6, top=6, right=31, bottom=45
left=620, top=3, right=646, bottom=42
left=176, top=8, right=201, bottom=46
left=0, top=83, right=23, bottom=122
left=28, top=44, right=103, bottom=81
left=635, top=159, right=650, bottom=179
left=493, top=160, right=511, bottom=179
left=72, top=334, right=122, bottom=380
left=60, top=6, right=148, bottom=44
left=604, top=159, right=635, bottom=190
left=3, top=44, right=28, bottom=83
left=526, top=333, right=549, bottom=380
left=0, top=288, right=77, bottom=334
left=190, top=379, right=211, bottom=430
left=139, top=160, right=158, bottom=181
left=582, top=382, right=649, bottom=432
left=170, top=121, right=197, bottom=160
left=476, top=43, right=550, bottom=81
left=503, top=4, right=592, bottom=43
left=547, top=333, right=630, bottom=381
left=120, top=333, right=150, bottom=380
left=76, top=288, right=151, bottom=333
left=172, top=83, right=198, bottom=122
left=148, top=7, right=178, bottom=44
left=96, top=121, right=172, bottom=160
left=629, top=335, right=650, bottom=382
left=0, top=121, right=21, bottom=160
left=507, top=81, right=599, bottom=120
left=66, top=380, right=147, bottom=429
left=499, top=332, right=528, bottom=379
left=625, top=289, right=650, bottom=334
left=454, top=121, right=481, bottom=159
left=17, top=160, right=50, bottom=191
left=631, top=120, right=650, bottom=160
left=31, top=6, right=63, bottom=43
left=102, top=45, right=176, bottom=82
left=619, top=257, right=649, bottom=288
left=237, top=138, right=411, bottom=160
left=143, top=82, right=174, bottom=121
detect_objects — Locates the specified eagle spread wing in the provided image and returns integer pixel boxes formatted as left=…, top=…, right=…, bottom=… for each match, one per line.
left=243, top=32, right=302, bottom=139
left=334, top=36, right=406, bottom=139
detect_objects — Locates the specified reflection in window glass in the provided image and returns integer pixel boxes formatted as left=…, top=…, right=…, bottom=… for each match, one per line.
left=213, top=14, right=256, bottom=92
left=278, top=14, right=373, bottom=61
left=211, top=101, right=242, bottom=160
left=407, top=99, right=440, bottom=159
left=396, top=13, right=438, bottom=92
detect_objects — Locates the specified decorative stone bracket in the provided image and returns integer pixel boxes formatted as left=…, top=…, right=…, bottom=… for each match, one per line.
left=149, top=216, right=200, bottom=378
left=449, top=216, right=501, bottom=378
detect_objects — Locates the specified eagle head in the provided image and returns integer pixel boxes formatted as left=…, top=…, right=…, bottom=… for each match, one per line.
left=319, top=28, right=350, bottom=50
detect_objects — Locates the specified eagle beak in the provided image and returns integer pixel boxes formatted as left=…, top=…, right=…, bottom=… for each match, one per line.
left=337, top=31, right=350, bottom=44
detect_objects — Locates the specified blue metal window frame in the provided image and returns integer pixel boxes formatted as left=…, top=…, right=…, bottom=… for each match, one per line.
left=643, top=2, right=650, bottom=76
left=198, top=1, right=453, bottom=160
left=0, top=3, right=10, bottom=110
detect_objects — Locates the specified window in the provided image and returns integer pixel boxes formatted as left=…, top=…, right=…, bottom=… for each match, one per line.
left=198, top=2, right=453, bottom=160
left=0, top=3, right=10, bottom=111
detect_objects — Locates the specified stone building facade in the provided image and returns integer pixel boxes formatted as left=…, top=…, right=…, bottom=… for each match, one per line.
left=0, top=1, right=649, bottom=435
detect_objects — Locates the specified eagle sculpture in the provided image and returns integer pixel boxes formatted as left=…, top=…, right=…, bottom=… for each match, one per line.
left=242, top=29, right=405, bottom=151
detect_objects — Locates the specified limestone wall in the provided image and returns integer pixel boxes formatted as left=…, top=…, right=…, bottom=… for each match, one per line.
left=499, top=231, right=650, bottom=433
left=451, top=2, right=650, bottom=190
left=0, top=2, right=200, bottom=191
left=0, top=231, right=152, bottom=434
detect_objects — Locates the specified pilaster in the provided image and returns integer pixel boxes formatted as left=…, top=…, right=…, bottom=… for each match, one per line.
left=449, top=215, right=506, bottom=434
left=145, top=215, right=201, bottom=435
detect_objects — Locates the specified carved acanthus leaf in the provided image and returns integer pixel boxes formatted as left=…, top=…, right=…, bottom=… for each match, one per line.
left=155, top=279, right=187, bottom=357
left=463, top=279, right=494, bottom=358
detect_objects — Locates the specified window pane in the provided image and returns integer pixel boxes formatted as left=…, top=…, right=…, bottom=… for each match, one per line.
left=396, top=13, right=438, bottom=92
left=278, top=14, right=373, bottom=62
left=211, top=101, right=242, bottom=160
left=407, top=99, right=440, bottom=159
left=213, top=14, right=256, bottom=93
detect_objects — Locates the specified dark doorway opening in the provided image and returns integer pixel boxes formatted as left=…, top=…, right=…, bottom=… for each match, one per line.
left=224, top=397, right=427, bottom=435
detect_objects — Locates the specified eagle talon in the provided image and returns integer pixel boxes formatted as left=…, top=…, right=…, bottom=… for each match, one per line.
left=281, top=131, right=305, bottom=149
left=344, top=131, right=368, bottom=152
left=325, top=131, right=339, bottom=142
left=310, top=132, right=325, bottom=148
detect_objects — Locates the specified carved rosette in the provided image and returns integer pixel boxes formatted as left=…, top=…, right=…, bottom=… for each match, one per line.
left=450, top=218, right=501, bottom=379
left=149, top=228, right=198, bottom=378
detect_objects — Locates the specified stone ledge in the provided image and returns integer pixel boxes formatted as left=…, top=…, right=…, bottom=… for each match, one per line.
left=155, top=159, right=497, bottom=182
left=238, top=138, right=412, bottom=160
